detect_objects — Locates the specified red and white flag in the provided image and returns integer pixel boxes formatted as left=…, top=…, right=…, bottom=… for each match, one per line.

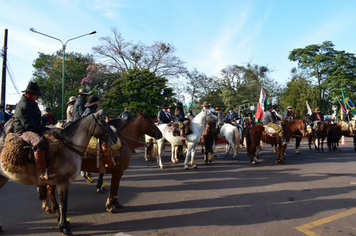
left=255, top=87, right=269, bottom=121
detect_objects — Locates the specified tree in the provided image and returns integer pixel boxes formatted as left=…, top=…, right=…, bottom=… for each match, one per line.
left=184, top=68, right=215, bottom=104
left=280, top=68, right=318, bottom=117
left=288, top=41, right=356, bottom=112
left=92, top=28, right=187, bottom=79
left=102, top=67, right=176, bottom=118
left=32, top=51, right=94, bottom=119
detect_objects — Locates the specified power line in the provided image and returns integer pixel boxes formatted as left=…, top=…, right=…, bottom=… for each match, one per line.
left=5, top=59, right=21, bottom=98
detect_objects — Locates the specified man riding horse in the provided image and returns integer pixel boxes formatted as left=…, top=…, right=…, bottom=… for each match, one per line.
left=13, top=82, right=56, bottom=181
left=311, top=107, right=324, bottom=133
left=263, top=104, right=286, bottom=145
left=224, top=107, right=240, bottom=126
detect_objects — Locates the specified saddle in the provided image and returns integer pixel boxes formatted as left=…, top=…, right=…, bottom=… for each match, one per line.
left=84, top=136, right=121, bottom=171
left=263, top=125, right=278, bottom=137
left=0, top=131, right=64, bottom=173
left=171, top=120, right=193, bottom=137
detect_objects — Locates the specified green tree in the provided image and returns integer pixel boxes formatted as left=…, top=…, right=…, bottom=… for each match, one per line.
left=32, top=50, right=94, bottom=119
left=102, top=67, right=176, bottom=118
left=288, top=41, right=356, bottom=113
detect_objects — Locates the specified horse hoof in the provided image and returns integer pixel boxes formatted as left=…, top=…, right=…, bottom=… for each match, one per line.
left=184, top=165, right=189, bottom=170
left=214, top=154, right=217, bottom=157
left=175, top=158, right=179, bottom=163
left=107, top=206, right=117, bottom=213
left=171, top=159, right=176, bottom=163
left=233, top=156, right=237, bottom=159
left=193, top=164, right=198, bottom=169
left=252, top=161, right=258, bottom=165
left=159, top=165, right=164, bottom=169
left=97, top=188, right=105, bottom=194
left=45, top=206, right=54, bottom=214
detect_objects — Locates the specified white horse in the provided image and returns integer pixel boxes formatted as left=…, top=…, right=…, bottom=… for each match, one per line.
left=156, top=110, right=207, bottom=169
left=213, top=123, right=240, bottom=159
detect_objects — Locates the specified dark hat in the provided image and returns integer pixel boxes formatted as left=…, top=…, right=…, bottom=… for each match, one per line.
left=215, top=107, right=221, bottom=111
left=272, top=104, right=279, bottom=109
left=229, top=107, right=234, bottom=110
left=202, top=101, right=210, bottom=107
left=84, top=95, right=103, bottom=107
left=161, top=104, right=169, bottom=109
left=45, top=107, right=52, bottom=112
left=6, top=105, right=13, bottom=110
left=22, top=82, right=43, bottom=95
left=78, top=88, right=90, bottom=95
left=266, top=104, right=273, bottom=110
left=176, top=102, right=183, bottom=107
left=66, top=96, right=77, bottom=105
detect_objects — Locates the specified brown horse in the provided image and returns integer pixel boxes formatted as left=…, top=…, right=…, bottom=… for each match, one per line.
left=327, top=123, right=342, bottom=151
left=200, top=120, right=216, bottom=164
left=308, top=120, right=330, bottom=152
left=41, top=111, right=162, bottom=214
left=246, top=118, right=307, bottom=164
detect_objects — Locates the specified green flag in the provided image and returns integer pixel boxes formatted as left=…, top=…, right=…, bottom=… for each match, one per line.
left=341, top=89, right=356, bottom=114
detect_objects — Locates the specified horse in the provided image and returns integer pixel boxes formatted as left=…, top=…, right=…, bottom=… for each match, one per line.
left=200, top=118, right=217, bottom=164
left=308, top=120, right=330, bottom=152
left=40, top=112, right=162, bottom=214
left=0, top=109, right=118, bottom=235
left=246, top=118, right=307, bottom=165
left=213, top=123, right=240, bottom=159
left=156, top=110, right=207, bottom=169
left=327, top=123, right=342, bottom=151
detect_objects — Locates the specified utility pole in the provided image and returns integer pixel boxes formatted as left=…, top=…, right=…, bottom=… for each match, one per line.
left=1, top=29, right=8, bottom=113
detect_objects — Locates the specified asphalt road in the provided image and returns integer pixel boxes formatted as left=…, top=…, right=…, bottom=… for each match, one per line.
left=1, top=138, right=356, bottom=236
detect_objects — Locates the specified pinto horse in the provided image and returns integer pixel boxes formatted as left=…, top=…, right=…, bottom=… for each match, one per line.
left=0, top=110, right=118, bottom=236
left=40, top=112, right=162, bottom=214
left=156, top=110, right=207, bottom=169
left=246, top=118, right=307, bottom=165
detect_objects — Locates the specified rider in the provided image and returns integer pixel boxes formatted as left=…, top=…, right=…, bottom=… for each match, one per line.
left=343, top=107, right=353, bottom=131
left=175, top=102, right=189, bottom=140
left=224, top=107, right=240, bottom=126
left=41, top=107, right=57, bottom=126
left=311, top=107, right=324, bottom=132
left=4, top=105, right=14, bottom=123
left=202, top=101, right=218, bottom=122
left=157, top=104, right=173, bottom=125
left=263, top=104, right=286, bottom=145
left=283, top=105, right=295, bottom=121
left=13, top=82, right=56, bottom=181
left=243, top=112, right=255, bottom=130
left=215, top=107, right=224, bottom=129
left=65, top=96, right=77, bottom=126
left=72, top=88, right=90, bottom=122
left=118, top=107, right=132, bottom=123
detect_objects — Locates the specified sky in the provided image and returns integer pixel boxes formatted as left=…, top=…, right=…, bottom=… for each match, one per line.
left=1, top=0, right=356, bottom=107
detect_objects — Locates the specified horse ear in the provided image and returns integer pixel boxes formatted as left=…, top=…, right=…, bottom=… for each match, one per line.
left=137, top=111, right=144, bottom=116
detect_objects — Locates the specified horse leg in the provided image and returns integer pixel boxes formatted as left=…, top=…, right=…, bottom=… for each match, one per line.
left=157, top=140, right=164, bottom=169
left=225, top=141, right=229, bottom=156
left=38, top=185, right=51, bottom=213
left=47, top=185, right=59, bottom=213
left=171, top=145, right=176, bottom=163
left=213, top=141, right=217, bottom=157
left=57, top=184, right=72, bottom=236
left=97, top=173, right=105, bottom=193
left=231, top=140, right=237, bottom=159
left=295, top=136, right=301, bottom=154
left=106, top=171, right=124, bottom=213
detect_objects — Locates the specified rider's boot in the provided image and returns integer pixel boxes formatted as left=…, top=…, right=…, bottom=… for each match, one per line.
left=34, top=151, right=57, bottom=181
left=180, top=129, right=186, bottom=140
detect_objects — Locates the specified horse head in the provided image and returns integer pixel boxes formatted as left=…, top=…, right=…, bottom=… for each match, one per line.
left=91, top=110, right=118, bottom=146
left=137, top=111, right=162, bottom=139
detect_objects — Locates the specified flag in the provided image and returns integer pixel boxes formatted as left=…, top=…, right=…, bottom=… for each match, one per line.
left=336, top=96, right=346, bottom=113
left=306, top=101, right=312, bottom=115
left=255, top=87, right=270, bottom=121
left=341, top=90, right=356, bottom=114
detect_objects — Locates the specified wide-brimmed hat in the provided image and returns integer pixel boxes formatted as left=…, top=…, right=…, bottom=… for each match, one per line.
left=84, top=95, right=103, bottom=107
left=287, top=105, right=293, bottom=109
left=229, top=107, right=234, bottom=110
left=66, top=96, right=77, bottom=105
left=22, top=82, right=43, bottom=95
left=176, top=102, right=183, bottom=107
left=273, top=104, right=279, bottom=109
left=161, top=104, right=169, bottom=109
left=266, top=104, right=273, bottom=110
left=215, top=107, right=221, bottom=111
left=202, top=101, right=210, bottom=107
left=314, top=107, right=320, bottom=113
left=78, top=88, right=90, bottom=95
left=45, top=107, right=52, bottom=112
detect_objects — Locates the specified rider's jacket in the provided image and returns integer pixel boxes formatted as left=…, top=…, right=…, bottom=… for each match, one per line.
left=283, top=109, right=295, bottom=121
left=224, top=111, right=240, bottom=123
left=72, top=96, right=87, bottom=122
left=263, top=110, right=277, bottom=125
left=311, top=112, right=323, bottom=122
left=13, top=94, right=47, bottom=134
left=157, top=110, right=172, bottom=125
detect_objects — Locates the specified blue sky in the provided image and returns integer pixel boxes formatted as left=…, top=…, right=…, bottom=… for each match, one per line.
left=1, top=0, right=356, bottom=106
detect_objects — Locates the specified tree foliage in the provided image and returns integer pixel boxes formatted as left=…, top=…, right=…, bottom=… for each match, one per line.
left=289, top=41, right=356, bottom=113
left=102, top=67, right=176, bottom=118
left=32, top=51, right=94, bottom=119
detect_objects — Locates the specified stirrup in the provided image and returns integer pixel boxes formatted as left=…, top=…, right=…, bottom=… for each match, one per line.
left=38, top=169, right=57, bottom=181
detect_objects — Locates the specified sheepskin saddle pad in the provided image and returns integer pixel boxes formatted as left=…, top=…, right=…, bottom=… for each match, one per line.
left=0, top=131, right=64, bottom=173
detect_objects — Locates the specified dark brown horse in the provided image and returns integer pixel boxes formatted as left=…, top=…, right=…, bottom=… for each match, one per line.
left=246, top=118, right=307, bottom=164
left=327, top=123, right=342, bottom=151
left=40, top=111, right=162, bottom=214
left=200, top=120, right=216, bottom=164
left=308, top=120, right=330, bottom=152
